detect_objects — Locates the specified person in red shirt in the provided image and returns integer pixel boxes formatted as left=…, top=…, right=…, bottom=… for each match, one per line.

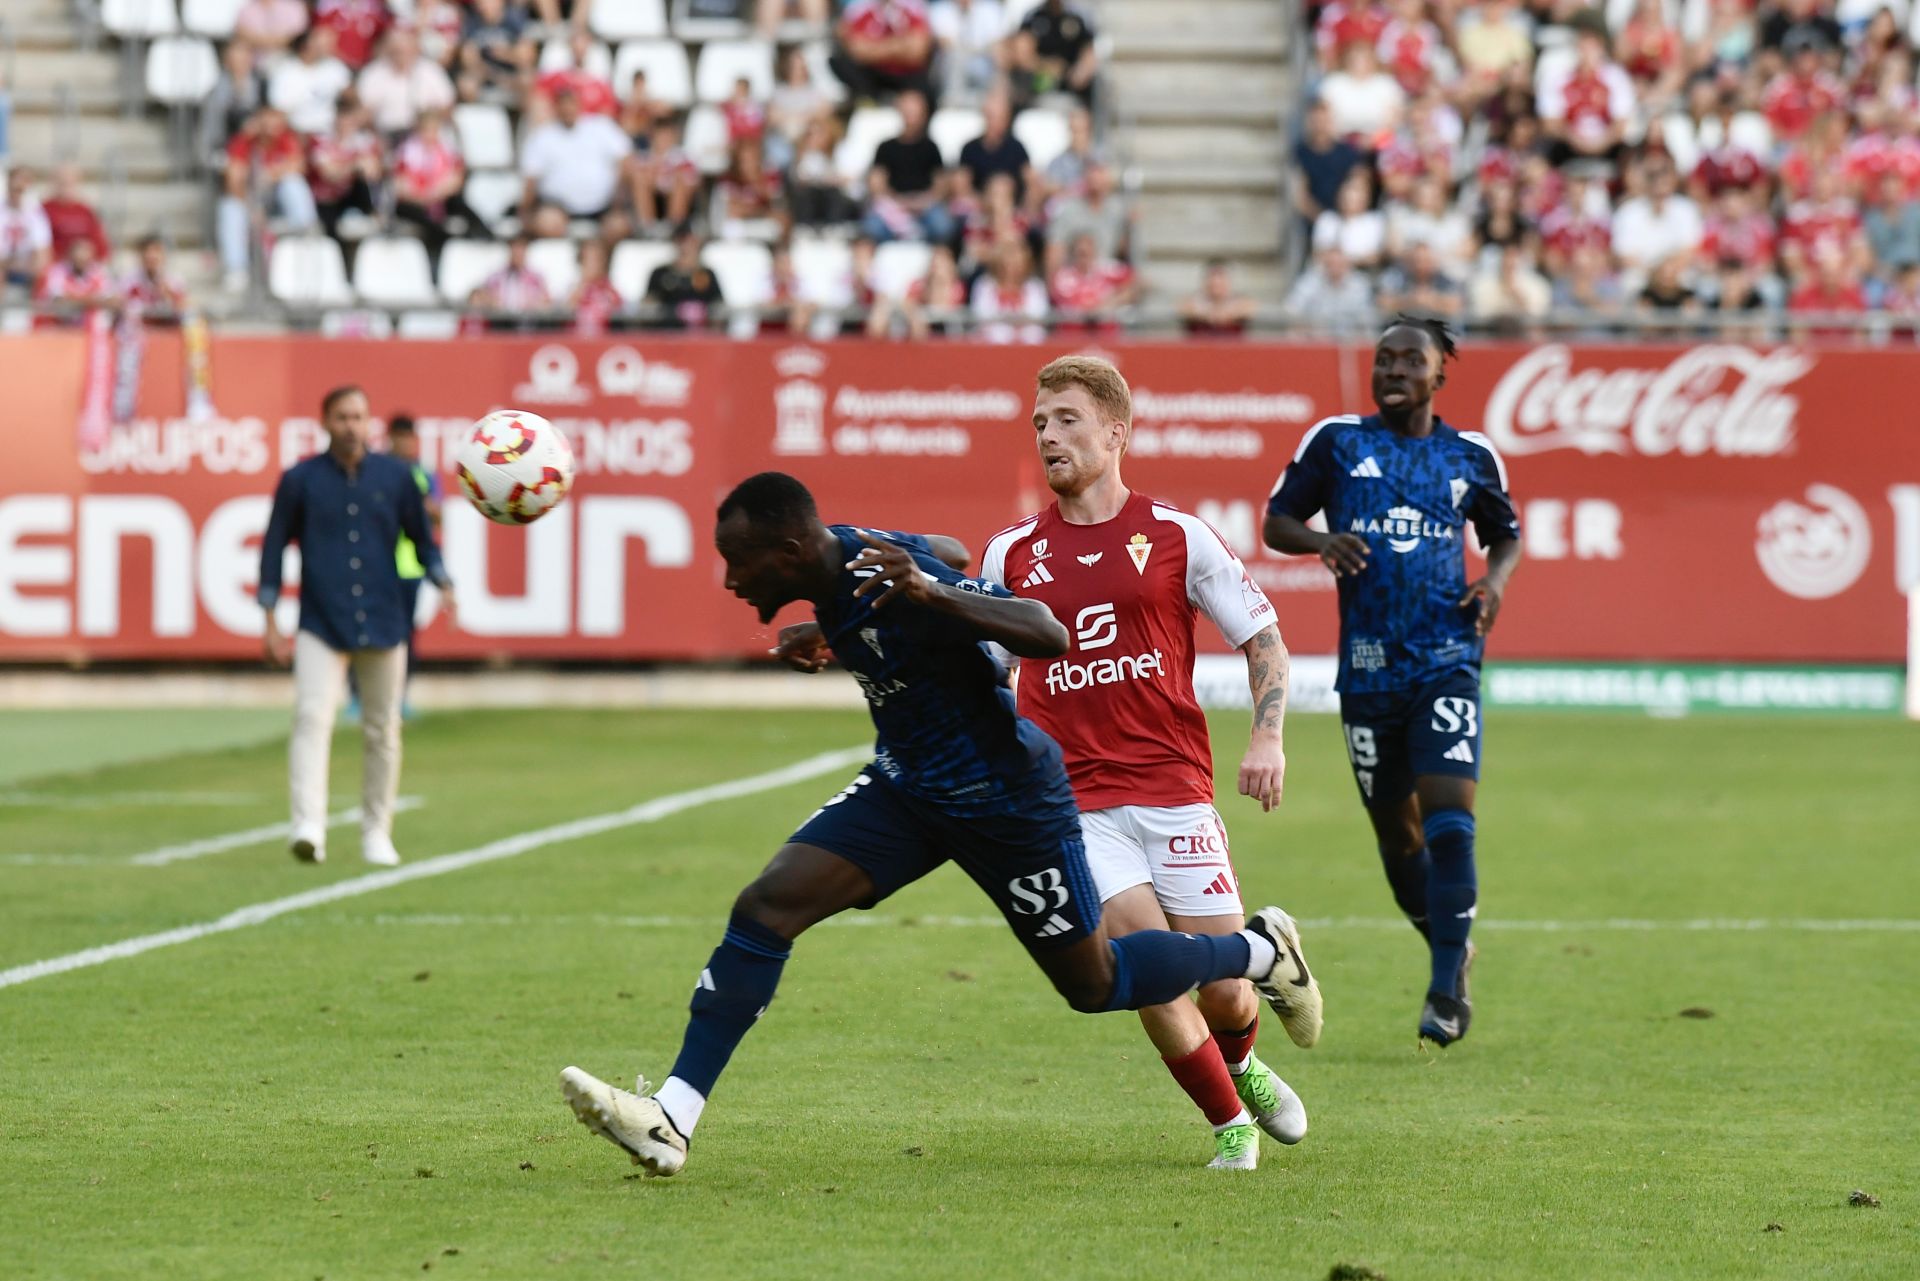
left=39, top=166, right=110, bottom=263
left=1789, top=242, right=1867, bottom=337
left=121, top=235, right=190, bottom=318
left=217, top=106, right=318, bottom=290
left=392, top=109, right=478, bottom=262
left=1699, top=186, right=1778, bottom=272
left=982, top=355, right=1314, bottom=1171
left=1540, top=19, right=1635, bottom=166
left=829, top=0, right=935, bottom=103
left=1762, top=29, right=1844, bottom=142
left=1616, top=0, right=1683, bottom=112
left=531, top=31, right=617, bottom=123
left=309, top=97, right=384, bottom=238
left=36, top=236, right=119, bottom=323
left=1179, top=257, right=1256, bottom=337
left=314, top=0, right=392, bottom=71
left=569, top=238, right=624, bottom=335
left=1047, top=230, right=1137, bottom=333
left=628, top=115, right=701, bottom=231
left=1315, top=0, right=1388, bottom=71
left=1374, top=0, right=1443, bottom=96
left=721, top=76, right=766, bottom=147
left=1781, top=166, right=1867, bottom=283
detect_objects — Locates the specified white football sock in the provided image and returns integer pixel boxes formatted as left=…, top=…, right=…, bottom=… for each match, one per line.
left=654, top=1075, right=705, bottom=1139
left=1227, top=1053, right=1253, bottom=1076
left=1213, top=1107, right=1253, bottom=1133
left=1240, top=929, right=1277, bottom=980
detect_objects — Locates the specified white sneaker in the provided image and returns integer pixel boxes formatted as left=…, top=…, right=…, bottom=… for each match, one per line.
left=1246, top=906, right=1324, bottom=1048
left=289, top=824, right=326, bottom=864
left=361, top=832, right=400, bottom=866
left=560, top=1067, right=688, bottom=1177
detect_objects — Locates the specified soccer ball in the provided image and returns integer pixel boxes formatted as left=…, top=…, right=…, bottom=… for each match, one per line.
left=453, top=409, right=575, bottom=526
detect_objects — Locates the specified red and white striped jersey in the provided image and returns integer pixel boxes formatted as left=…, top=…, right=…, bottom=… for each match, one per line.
left=983, top=491, right=1276, bottom=812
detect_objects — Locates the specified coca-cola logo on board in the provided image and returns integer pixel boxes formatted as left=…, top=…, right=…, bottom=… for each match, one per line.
left=1483, top=344, right=1810, bottom=458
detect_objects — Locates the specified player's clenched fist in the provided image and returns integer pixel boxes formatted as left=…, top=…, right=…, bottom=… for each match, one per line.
left=1238, top=739, right=1287, bottom=813
left=1317, top=533, right=1371, bottom=577
left=847, top=531, right=939, bottom=609
left=771, top=622, right=832, bottom=672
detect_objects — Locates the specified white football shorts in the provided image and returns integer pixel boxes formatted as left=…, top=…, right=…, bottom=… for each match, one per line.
left=1079, top=802, right=1243, bottom=917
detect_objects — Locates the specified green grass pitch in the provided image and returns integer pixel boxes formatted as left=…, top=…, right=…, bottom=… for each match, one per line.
left=2, top=707, right=1915, bottom=1280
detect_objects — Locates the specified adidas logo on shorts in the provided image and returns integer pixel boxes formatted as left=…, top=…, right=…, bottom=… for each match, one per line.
left=1201, top=872, right=1237, bottom=896
left=1035, top=912, right=1074, bottom=938
left=1443, top=740, right=1475, bottom=764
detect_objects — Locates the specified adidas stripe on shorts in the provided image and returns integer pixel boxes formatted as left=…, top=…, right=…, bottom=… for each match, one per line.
left=1079, top=802, right=1244, bottom=917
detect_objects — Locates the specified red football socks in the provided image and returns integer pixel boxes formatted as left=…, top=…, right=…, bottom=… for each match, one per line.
left=1163, top=1040, right=1246, bottom=1128
left=1213, top=1015, right=1258, bottom=1073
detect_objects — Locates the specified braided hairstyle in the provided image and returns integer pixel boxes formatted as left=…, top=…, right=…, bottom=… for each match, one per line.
left=1382, top=312, right=1458, bottom=366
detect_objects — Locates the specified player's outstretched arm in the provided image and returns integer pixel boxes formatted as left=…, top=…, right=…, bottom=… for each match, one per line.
left=847, top=533, right=1069, bottom=658
left=1263, top=513, right=1369, bottom=577
left=1238, top=625, right=1288, bottom=812
left=1462, top=536, right=1522, bottom=637
left=919, top=534, right=973, bottom=572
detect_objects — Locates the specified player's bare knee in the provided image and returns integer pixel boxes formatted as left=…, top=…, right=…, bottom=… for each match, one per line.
left=1060, top=973, right=1112, bottom=1014
left=732, top=878, right=808, bottom=941
left=1196, top=977, right=1256, bottom=1026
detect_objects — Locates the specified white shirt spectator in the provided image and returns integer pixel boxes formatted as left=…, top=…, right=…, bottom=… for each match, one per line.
left=1536, top=60, right=1636, bottom=144
left=1317, top=69, right=1405, bottom=142
left=970, top=275, right=1048, bottom=344
left=356, top=57, right=455, bottom=134
left=1312, top=206, right=1387, bottom=266
left=521, top=114, right=633, bottom=215
left=0, top=199, right=52, bottom=277
left=1386, top=204, right=1474, bottom=275
left=271, top=54, right=353, bottom=135
left=1469, top=255, right=1552, bottom=320
left=931, top=0, right=1005, bottom=47
left=1612, top=193, right=1704, bottom=270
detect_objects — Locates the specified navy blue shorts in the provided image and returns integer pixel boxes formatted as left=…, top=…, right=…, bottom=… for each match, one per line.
left=790, top=766, right=1100, bottom=951
left=1338, top=670, right=1483, bottom=809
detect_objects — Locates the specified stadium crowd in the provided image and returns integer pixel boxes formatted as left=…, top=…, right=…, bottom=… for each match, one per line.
left=162, top=0, right=1146, bottom=336
left=1293, top=0, right=1920, bottom=331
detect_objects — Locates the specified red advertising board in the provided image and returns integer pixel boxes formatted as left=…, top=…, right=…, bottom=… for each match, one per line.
left=2, top=333, right=1916, bottom=663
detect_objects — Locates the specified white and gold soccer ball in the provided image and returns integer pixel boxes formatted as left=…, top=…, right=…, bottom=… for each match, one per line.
left=453, top=409, right=575, bottom=525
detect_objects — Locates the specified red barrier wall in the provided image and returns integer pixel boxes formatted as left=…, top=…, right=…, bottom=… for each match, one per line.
left=3, top=334, right=1916, bottom=662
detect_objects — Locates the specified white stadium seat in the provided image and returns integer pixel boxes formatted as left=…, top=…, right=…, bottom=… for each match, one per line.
left=611, top=240, right=676, bottom=301
left=180, top=0, right=243, bottom=37
left=872, top=241, right=932, bottom=300
left=694, top=39, right=776, bottom=104
left=611, top=39, right=693, bottom=104
left=102, top=0, right=179, bottom=37
left=145, top=36, right=218, bottom=104
left=802, top=39, right=845, bottom=105
left=1013, top=108, right=1072, bottom=171
left=1728, top=111, right=1774, bottom=158
left=702, top=240, right=773, bottom=307
left=396, top=311, right=462, bottom=338
left=539, top=38, right=615, bottom=79
left=351, top=237, right=439, bottom=308
left=588, top=0, right=667, bottom=41
left=453, top=104, right=516, bottom=171
left=929, top=108, right=984, bottom=167
left=268, top=237, right=353, bottom=308
left=671, top=0, right=750, bottom=41
left=790, top=236, right=853, bottom=307
left=836, top=105, right=901, bottom=182
left=527, top=238, right=582, bottom=300
left=438, top=239, right=511, bottom=305
left=682, top=104, right=731, bottom=175
left=462, top=172, right=524, bottom=236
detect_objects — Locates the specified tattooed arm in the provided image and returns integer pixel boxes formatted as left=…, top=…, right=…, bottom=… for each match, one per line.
left=1237, top=624, right=1289, bottom=812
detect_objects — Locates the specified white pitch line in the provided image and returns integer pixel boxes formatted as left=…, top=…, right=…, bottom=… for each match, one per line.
left=126, top=797, right=426, bottom=867
left=0, top=791, right=270, bottom=809
left=296, top=912, right=1920, bottom=934
left=0, top=746, right=869, bottom=992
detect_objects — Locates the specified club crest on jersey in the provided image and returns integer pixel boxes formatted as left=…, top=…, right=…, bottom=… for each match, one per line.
left=860, top=627, right=884, bottom=658
left=1126, top=533, right=1153, bottom=574
left=1450, top=477, right=1469, bottom=510
left=1351, top=506, right=1456, bottom=553
left=1077, top=552, right=1102, bottom=567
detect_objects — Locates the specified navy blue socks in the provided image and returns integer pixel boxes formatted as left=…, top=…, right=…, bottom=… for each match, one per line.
left=1423, top=809, right=1477, bottom=997
left=1103, top=929, right=1253, bottom=1011
left=1379, top=843, right=1433, bottom=939
left=666, top=911, right=791, bottom=1100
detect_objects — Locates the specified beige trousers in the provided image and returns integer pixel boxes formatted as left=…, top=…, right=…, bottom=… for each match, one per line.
left=290, top=629, right=407, bottom=841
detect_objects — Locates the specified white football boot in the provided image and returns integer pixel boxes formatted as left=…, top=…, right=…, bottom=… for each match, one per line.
left=289, top=823, right=326, bottom=864
left=560, top=1067, right=688, bottom=1177
left=1245, top=907, right=1324, bottom=1048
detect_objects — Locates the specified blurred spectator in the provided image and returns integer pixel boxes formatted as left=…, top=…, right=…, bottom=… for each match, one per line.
left=961, top=171, right=1030, bottom=269
left=201, top=42, right=269, bottom=169
left=1698, top=0, right=1759, bottom=72
left=1469, top=243, right=1551, bottom=325
left=528, top=0, right=588, bottom=34
left=1551, top=243, right=1626, bottom=316
left=271, top=27, right=353, bottom=137
left=645, top=226, right=726, bottom=328
left=1314, top=0, right=1389, bottom=71
left=718, top=142, right=787, bottom=239
left=615, top=74, right=671, bottom=143
left=1539, top=169, right=1612, bottom=275
left=416, top=0, right=466, bottom=70
left=1789, top=243, right=1867, bottom=334
left=1474, top=179, right=1531, bottom=261
left=959, top=89, right=1036, bottom=209
left=1611, top=161, right=1702, bottom=276
left=789, top=118, right=861, bottom=227
left=1179, top=258, right=1256, bottom=336
left=1617, top=0, right=1684, bottom=116
left=41, top=166, right=109, bottom=263
left=521, top=87, right=633, bottom=229
left=392, top=110, right=479, bottom=261
left=971, top=231, right=1047, bottom=343
left=1049, top=230, right=1136, bottom=331
left=1882, top=262, right=1920, bottom=317
left=534, top=32, right=619, bottom=123
left=1864, top=173, right=1920, bottom=276
left=570, top=239, right=624, bottom=335
left=765, top=245, right=806, bottom=333
left=864, top=90, right=955, bottom=242
left=1538, top=18, right=1633, bottom=166
left=309, top=97, right=383, bottom=238
left=722, top=76, right=769, bottom=150
left=1376, top=242, right=1463, bottom=318
left=931, top=0, right=1006, bottom=101
left=629, top=115, right=701, bottom=231
left=1455, top=0, right=1533, bottom=98
left=1384, top=174, right=1471, bottom=278
left=1700, top=186, right=1777, bottom=274
left=769, top=45, right=834, bottom=169
left=1763, top=28, right=1845, bottom=142
left=35, top=237, right=117, bottom=319
left=758, top=0, right=832, bottom=36
left=1045, top=158, right=1129, bottom=272
left=1318, top=40, right=1404, bottom=147
left=1007, top=0, right=1098, bottom=109
left=1706, top=259, right=1773, bottom=324
left=218, top=106, right=316, bottom=292
left=234, top=0, right=309, bottom=57
left=1044, top=106, right=1105, bottom=202
left=1312, top=170, right=1386, bottom=271
left=122, top=236, right=189, bottom=318
left=1760, top=0, right=1842, bottom=57
left=1376, top=0, right=1451, bottom=97
left=832, top=0, right=937, bottom=103
left=1780, top=167, right=1868, bottom=283
left=358, top=30, right=455, bottom=136
left=886, top=241, right=967, bottom=339
left=1293, top=100, right=1363, bottom=227
left=458, top=0, right=536, bottom=105
left=1638, top=254, right=1700, bottom=319
left=789, top=234, right=874, bottom=336
left=1283, top=246, right=1374, bottom=329
left=472, top=234, right=553, bottom=311
left=315, top=0, right=393, bottom=72
left=1, top=169, right=52, bottom=292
